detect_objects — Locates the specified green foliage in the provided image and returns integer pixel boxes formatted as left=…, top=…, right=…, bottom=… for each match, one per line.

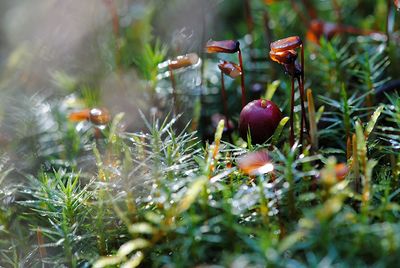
left=19, top=170, right=96, bottom=267
left=132, top=40, right=168, bottom=87
left=2, top=0, right=400, bottom=267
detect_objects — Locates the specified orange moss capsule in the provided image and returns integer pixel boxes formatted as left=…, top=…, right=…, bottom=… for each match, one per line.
left=218, top=60, right=242, bottom=78
left=307, top=20, right=343, bottom=44
left=335, top=163, right=349, bottom=181
left=168, top=53, right=199, bottom=70
left=69, top=108, right=110, bottom=126
left=270, top=36, right=302, bottom=52
left=269, top=49, right=298, bottom=65
left=206, top=40, right=240, bottom=54
left=68, top=109, right=91, bottom=122
left=237, top=150, right=274, bottom=176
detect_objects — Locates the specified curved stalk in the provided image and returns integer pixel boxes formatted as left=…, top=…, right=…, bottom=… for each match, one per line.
left=238, top=49, right=247, bottom=108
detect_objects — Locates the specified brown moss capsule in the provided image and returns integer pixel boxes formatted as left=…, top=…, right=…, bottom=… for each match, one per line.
left=269, top=50, right=298, bottom=65
left=306, top=19, right=384, bottom=44
left=218, top=60, right=242, bottom=78
left=237, top=150, right=274, bottom=176
left=89, top=108, right=110, bottom=125
left=270, top=36, right=302, bottom=52
left=284, top=62, right=302, bottom=78
left=307, top=20, right=346, bottom=44
left=206, top=40, right=240, bottom=54
left=68, top=108, right=110, bottom=126
left=168, top=53, right=199, bottom=70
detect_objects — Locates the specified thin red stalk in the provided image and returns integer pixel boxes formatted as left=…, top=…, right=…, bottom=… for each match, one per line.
left=168, top=66, right=178, bottom=115
left=238, top=49, right=247, bottom=108
left=301, top=45, right=304, bottom=87
left=263, top=11, right=273, bottom=45
left=300, top=45, right=305, bottom=142
left=290, top=0, right=310, bottom=27
left=290, top=76, right=295, bottom=147
left=300, top=44, right=309, bottom=137
left=300, top=0, right=318, bottom=19
left=244, top=0, right=255, bottom=41
left=332, top=0, right=342, bottom=23
left=94, top=128, right=102, bottom=140
left=220, top=71, right=230, bottom=125
left=297, top=77, right=307, bottom=146
left=244, top=0, right=255, bottom=60
left=37, top=227, right=47, bottom=266
left=200, top=1, right=207, bottom=86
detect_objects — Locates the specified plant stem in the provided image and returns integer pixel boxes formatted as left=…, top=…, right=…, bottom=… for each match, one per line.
left=262, top=11, right=273, bottom=45
left=352, top=133, right=360, bottom=193
left=297, top=77, right=307, bottom=147
left=300, top=45, right=305, bottom=88
left=332, top=0, right=342, bottom=23
left=220, top=71, right=230, bottom=126
left=300, top=0, right=318, bottom=19
left=300, top=45, right=309, bottom=140
left=244, top=0, right=258, bottom=61
left=36, top=227, right=47, bottom=267
left=286, top=147, right=297, bottom=219
left=238, top=49, right=247, bottom=108
left=290, top=0, right=310, bottom=27
left=346, top=135, right=352, bottom=160
left=244, top=0, right=255, bottom=45
left=307, top=89, right=318, bottom=151
left=201, top=0, right=207, bottom=86
left=290, top=77, right=295, bottom=147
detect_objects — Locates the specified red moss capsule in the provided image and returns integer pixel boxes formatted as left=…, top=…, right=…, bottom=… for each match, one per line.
left=395, top=0, right=400, bottom=9
left=239, top=99, right=282, bottom=144
left=218, top=60, right=242, bottom=78
left=270, top=36, right=302, bottom=52
left=168, top=53, right=199, bottom=70
left=269, top=49, right=298, bottom=65
left=237, top=150, right=274, bottom=176
left=206, top=40, right=240, bottom=54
